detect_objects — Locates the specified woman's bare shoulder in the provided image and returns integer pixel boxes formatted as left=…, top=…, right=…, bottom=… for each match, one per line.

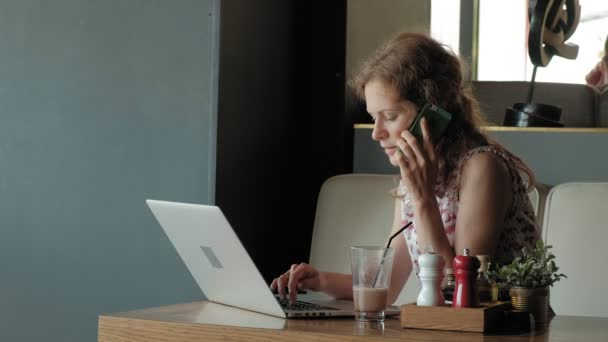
left=459, top=150, right=511, bottom=186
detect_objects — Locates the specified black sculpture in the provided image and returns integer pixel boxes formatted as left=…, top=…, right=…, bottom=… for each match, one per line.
left=503, top=0, right=581, bottom=128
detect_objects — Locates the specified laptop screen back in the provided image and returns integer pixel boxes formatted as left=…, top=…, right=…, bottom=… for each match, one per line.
left=146, top=200, right=286, bottom=318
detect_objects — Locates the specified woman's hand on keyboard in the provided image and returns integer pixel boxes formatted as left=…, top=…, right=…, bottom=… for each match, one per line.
left=270, top=263, right=322, bottom=304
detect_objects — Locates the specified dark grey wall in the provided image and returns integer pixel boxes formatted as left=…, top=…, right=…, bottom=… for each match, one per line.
left=0, top=1, right=218, bottom=341
left=216, top=0, right=347, bottom=282
left=216, top=1, right=296, bottom=280
left=354, top=128, right=608, bottom=186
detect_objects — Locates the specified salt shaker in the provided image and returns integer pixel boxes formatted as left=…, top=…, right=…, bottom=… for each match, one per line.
left=452, top=248, right=480, bottom=308
left=416, top=248, right=445, bottom=306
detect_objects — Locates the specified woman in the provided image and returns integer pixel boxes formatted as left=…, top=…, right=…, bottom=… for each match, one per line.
left=271, top=32, right=539, bottom=305
left=585, top=34, right=608, bottom=91
left=585, top=58, right=608, bottom=91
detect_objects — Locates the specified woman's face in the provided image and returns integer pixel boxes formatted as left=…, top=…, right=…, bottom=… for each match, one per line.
left=364, top=79, right=418, bottom=167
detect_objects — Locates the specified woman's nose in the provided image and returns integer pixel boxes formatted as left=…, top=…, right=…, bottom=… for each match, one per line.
left=371, top=121, right=387, bottom=141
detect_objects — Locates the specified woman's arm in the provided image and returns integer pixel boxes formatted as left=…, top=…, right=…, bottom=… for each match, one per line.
left=413, top=152, right=512, bottom=267
left=271, top=262, right=354, bottom=303
left=395, top=119, right=454, bottom=267
left=396, top=119, right=512, bottom=268
left=453, top=152, right=512, bottom=257
left=316, top=272, right=353, bottom=300
left=387, top=197, right=413, bottom=304
left=411, top=192, right=455, bottom=268
left=274, top=197, right=414, bottom=303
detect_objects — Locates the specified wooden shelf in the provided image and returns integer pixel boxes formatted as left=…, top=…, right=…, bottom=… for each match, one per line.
left=354, top=124, right=608, bottom=133
left=481, top=126, right=608, bottom=133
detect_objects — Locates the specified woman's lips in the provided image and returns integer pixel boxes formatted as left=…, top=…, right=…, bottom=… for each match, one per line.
left=384, top=147, right=398, bottom=156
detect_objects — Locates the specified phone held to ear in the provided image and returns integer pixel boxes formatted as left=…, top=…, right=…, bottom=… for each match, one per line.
left=408, top=103, right=453, bottom=142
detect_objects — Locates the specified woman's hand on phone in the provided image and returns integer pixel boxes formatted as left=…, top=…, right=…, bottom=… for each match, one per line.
left=395, top=117, right=439, bottom=205
left=270, top=263, right=322, bottom=304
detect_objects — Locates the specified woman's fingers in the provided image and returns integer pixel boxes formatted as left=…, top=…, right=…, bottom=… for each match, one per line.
left=395, top=138, right=414, bottom=173
left=395, top=135, right=415, bottom=162
left=286, top=264, right=299, bottom=303
left=276, top=272, right=289, bottom=298
left=286, top=263, right=302, bottom=301
left=288, top=264, right=308, bottom=303
left=400, top=129, right=426, bottom=165
left=271, top=263, right=316, bottom=303
left=270, top=278, right=278, bottom=291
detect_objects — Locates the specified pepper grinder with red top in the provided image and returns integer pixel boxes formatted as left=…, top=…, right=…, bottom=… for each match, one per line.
left=452, top=248, right=480, bottom=308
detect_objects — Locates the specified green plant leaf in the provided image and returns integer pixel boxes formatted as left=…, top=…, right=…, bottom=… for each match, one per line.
left=486, top=241, right=566, bottom=288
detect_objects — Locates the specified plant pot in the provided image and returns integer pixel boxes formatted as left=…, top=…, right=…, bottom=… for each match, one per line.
left=509, top=286, right=549, bottom=331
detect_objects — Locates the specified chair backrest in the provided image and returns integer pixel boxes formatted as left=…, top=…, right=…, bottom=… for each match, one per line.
left=542, top=182, right=608, bottom=317
left=528, top=183, right=550, bottom=229
left=309, top=174, right=420, bottom=305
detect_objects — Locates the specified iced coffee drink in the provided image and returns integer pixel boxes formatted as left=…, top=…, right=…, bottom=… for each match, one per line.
left=351, top=246, right=394, bottom=322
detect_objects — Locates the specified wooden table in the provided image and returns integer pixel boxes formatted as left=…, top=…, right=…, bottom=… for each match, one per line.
left=98, top=300, right=608, bottom=341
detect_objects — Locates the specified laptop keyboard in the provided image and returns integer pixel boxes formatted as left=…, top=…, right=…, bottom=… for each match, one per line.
left=275, top=296, right=338, bottom=311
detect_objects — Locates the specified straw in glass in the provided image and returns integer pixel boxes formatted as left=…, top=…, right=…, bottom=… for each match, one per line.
left=371, top=221, right=413, bottom=288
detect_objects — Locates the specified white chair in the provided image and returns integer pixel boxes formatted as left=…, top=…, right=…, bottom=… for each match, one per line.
left=528, top=183, right=550, bottom=229
left=308, top=174, right=420, bottom=305
left=542, top=182, right=608, bottom=317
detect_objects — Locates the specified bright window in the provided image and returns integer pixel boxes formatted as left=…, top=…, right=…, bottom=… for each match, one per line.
left=431, top=0, right=461, bottom=54
left=477, top=1, right=528, bottom=81
left=477, top=0, right=608, bottom=84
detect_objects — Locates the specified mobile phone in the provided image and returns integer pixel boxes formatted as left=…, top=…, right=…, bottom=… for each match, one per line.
left=408, top=103, right=453, bottom=142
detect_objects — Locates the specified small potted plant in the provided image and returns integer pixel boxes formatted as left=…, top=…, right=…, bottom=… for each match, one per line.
left=487, top=240, right=566, bottom=330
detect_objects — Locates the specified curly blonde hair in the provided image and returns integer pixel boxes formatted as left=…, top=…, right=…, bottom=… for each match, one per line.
left=350, top=32, right=534, bottom=190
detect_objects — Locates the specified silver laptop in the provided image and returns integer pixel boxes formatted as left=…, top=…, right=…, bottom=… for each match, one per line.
left=146, top=199, right=399, bottom=318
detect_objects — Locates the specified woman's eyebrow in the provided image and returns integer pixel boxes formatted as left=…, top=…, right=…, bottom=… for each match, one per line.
left=377, top=108, right=402, bottom=114
left=367, top=107, right=403, bottom=115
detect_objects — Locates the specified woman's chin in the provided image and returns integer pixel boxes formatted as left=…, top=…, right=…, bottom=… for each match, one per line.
left=388, top=156, right=399, bottom=167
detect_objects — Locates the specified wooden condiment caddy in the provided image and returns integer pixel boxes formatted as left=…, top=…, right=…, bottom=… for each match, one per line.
left=400, top=302, right=512, bottom=333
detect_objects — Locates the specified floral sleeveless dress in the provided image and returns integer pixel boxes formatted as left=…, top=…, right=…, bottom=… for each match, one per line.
left=400, top=146, right=539, bottom=275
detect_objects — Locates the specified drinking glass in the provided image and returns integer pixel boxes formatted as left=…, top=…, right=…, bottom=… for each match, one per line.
left=351, top=246, right=395, bottom=322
